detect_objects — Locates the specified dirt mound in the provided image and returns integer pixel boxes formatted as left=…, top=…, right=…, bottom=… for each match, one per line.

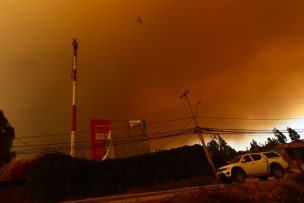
left=155, top=173, right=304, bottom=203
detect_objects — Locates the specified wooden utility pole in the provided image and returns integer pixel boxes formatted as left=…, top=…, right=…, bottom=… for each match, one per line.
left=180, top=90, right=218, bottom=179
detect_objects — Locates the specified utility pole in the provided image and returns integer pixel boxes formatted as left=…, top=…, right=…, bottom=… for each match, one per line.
left=180, top=90, right=218, bottom=179
left=70, top=38, right=78, bottom=157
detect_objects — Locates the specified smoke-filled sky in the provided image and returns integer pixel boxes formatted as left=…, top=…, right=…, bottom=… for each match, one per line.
left=1, top=0, right=304, bottom=157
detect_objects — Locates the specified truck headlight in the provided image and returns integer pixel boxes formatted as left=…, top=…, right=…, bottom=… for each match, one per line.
left=218, top=167, right=231, bottom=172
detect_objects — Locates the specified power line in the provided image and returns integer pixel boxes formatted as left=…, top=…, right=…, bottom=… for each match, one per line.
left=9, top=119, right=304, bottom=157
left=198, top=116, right=304, bottom=121
left=12, top=115, right=304, bottom=140
left=12, top=126, right=304, bottom=151
left=12, top=128, right=195, bottom=149
left=158, top=117, right=194, bottom=149
left=16, top=117, right=192, bottom=140
left=11, top=128, right=196, bottom=155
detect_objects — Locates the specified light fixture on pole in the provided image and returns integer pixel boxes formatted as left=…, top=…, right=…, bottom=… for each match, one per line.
left=180, top=90, right=218, bottom=179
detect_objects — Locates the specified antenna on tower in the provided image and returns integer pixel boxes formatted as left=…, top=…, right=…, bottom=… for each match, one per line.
left=70, top=38, right=78, bottom=157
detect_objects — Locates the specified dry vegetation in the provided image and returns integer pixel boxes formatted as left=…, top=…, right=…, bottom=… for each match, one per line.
left=149, top=172, right=304, bottom=203
left=0, top=157, right=38, bottom=181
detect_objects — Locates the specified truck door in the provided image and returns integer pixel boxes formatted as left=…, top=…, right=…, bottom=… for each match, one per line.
left=249, top=154, right=269, bottom=175
left=240, top=155, right=255, bottom=175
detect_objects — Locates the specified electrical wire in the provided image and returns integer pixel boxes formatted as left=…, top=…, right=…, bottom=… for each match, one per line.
left=16, top=117, right=192, bottom=140
left=10, top=126, right=304, bottom=156
left=11, top=128, right=196, bottom=155
left=12, top=126, right=304, bottom=151
left=198, top=116, right=304, bottom=121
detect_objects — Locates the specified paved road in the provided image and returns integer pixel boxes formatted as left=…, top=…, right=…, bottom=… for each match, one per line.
left=62, top=184, right=225, bottom=203
left=63, top=174, right=296, bottom=203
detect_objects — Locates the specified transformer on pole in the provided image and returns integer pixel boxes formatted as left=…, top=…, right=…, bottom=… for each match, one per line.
left=71, top=38, right=78, bottom=157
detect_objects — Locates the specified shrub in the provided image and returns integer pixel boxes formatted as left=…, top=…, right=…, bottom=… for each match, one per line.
left=292, top=172, right=304, bottom=184
left=0, top=157, right=38, bottom=181
left=26, top=145, right=212, bottom=202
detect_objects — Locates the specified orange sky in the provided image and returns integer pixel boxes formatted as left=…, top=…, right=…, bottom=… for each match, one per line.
left=1, top=0, right=304, bottom=157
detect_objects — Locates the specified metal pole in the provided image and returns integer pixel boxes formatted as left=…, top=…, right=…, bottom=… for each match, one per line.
left=70, top=38, right=78, bottom=157
left=180, top=90, right=218, bottom=179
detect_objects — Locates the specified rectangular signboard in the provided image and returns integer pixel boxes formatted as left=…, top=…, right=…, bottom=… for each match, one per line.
left=91, top=119, right=111, bottom=160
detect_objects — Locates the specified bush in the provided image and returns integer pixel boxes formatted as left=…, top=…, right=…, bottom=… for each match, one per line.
left=26, top=145, right=212, bottom=202
left=0, top=157, right=38, bottom=181
left=292, top=172, right=304, bottom=184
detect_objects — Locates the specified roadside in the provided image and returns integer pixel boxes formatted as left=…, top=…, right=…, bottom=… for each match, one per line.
left=151, top=171, right=304, bottom=203
left=0, top=162, right=302, bottom=203
left=62, top=171, right=304, bottom=203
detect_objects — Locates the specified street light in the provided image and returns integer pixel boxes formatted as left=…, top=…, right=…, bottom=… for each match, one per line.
left=180, top=90, right=218, bottom=179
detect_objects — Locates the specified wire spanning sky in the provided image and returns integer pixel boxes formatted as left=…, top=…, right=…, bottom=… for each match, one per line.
left=1, top=0, right=304, bottom=156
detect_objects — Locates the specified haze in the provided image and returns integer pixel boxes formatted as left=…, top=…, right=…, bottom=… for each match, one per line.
left=1, top=0, right=304, bottom=157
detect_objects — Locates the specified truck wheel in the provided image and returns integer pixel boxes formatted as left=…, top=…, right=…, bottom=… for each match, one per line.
left=233, top=170, right=245, bottom=183
left=271, top=166, right=284, bottom=178
left=220, top=178, right=232, bottom=184
left=258, top=175, right=268, bottom=181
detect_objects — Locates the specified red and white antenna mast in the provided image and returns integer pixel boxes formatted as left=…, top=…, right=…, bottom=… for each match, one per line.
left=71, top=38, right=78, bottom=157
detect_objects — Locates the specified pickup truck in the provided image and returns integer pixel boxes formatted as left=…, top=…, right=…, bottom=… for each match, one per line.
left=217, top=151, right=289, bottom=183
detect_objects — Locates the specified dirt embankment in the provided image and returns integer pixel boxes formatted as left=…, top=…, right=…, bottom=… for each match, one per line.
left=155, top=173, right=304, bottom=203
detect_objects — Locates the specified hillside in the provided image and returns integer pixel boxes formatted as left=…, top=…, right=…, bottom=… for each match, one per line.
left=149, top=172, right=304, bottom=203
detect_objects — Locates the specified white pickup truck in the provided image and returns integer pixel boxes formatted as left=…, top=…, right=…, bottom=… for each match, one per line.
left=217, top=151, right=289, bottom=183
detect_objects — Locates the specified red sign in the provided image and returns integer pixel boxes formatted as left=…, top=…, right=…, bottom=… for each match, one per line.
left=91, top=119, right=111, bottom=160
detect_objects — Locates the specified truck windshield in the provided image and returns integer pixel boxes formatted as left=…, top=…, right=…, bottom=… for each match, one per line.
left=231, top=156, right=242, bottom=163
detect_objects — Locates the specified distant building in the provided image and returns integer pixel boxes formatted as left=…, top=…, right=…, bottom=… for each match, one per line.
left=107, top=120, right=150, bottom=159
left=91, top=120, right=150, bottom=160
left=274, top=140, right=304, bottom=171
